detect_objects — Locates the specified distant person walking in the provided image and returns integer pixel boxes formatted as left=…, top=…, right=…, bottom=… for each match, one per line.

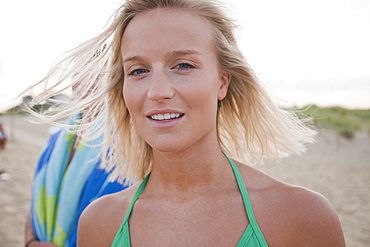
left=0, top=122, right=10, bottom=180
left=0, top=122, right=7, bottom=150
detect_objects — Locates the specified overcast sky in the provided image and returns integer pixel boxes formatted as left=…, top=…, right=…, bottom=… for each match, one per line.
left=1, top=0, right=369, bottom=110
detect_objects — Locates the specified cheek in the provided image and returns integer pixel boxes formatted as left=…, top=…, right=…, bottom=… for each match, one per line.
left=182, top=84, right=219, bottom=117
left=122, top=83, right=145, bottom=124
left=122, top=84, right=135, bottom=114
left=189, top=75, right=220, bottom=106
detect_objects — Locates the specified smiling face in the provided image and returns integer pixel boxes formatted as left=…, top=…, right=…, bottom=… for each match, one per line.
left=121, top=8, right=229, bottom=154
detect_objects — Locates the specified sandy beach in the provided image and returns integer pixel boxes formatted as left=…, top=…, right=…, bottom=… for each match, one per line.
left=0, top=114, right=369, bottom=247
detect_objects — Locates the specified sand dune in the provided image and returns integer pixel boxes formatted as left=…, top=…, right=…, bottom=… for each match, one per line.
left=0, top=114, right=369, bottom=246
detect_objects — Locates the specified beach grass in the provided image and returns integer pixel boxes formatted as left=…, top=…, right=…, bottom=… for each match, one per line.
left=297, top=105, right=370, bottom=138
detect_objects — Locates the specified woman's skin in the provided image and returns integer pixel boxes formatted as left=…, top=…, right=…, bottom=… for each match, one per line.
left=77, top=8, right=345, bottom=247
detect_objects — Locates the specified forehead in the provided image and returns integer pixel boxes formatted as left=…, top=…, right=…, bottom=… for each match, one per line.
left=121, top=8, right=215, bottom=58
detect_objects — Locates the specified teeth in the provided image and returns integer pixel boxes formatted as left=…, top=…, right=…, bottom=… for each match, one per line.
left=151, top=113, right=181, bottom=121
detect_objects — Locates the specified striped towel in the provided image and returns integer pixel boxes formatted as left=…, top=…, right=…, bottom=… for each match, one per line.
left=30, top=118, right=129, bottom=246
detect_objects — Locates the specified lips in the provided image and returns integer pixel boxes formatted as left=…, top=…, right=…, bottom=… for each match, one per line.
left=149, top=113, right=184, bottom=121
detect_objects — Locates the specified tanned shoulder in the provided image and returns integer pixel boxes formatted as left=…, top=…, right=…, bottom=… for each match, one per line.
left=282, top=185, right=346, bottom=246
left=236, top=162, right=345, bottom=247
left=77, top=184, right=139, bottom=247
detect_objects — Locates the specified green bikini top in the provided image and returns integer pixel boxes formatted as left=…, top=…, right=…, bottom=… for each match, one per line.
left=111, top=154, right=268, bottom=247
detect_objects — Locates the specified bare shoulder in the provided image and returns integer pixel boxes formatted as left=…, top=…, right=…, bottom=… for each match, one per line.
left=236, top=162, right=345, bottom=247
left=77, top=184, right=139, bottom=247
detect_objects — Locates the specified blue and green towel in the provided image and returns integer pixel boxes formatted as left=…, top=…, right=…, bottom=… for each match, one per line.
left=30, top=119, right=129, bottom=247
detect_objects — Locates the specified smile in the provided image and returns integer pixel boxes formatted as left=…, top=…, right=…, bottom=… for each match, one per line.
left=149, top=113, right=184, bottom=121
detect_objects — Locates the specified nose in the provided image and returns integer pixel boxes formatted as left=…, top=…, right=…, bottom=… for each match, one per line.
left=147, top=70, right=175, bottom=102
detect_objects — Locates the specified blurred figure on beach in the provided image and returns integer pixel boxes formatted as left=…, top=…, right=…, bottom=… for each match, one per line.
left=0, top=122, right=9, bottom=180
left=24, top=114, right=129, bottom=247
left=0, top=122, right=7, bottom=150
left=24, top=45, right=130, bottom=247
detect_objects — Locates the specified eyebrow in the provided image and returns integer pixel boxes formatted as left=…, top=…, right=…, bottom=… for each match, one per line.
left=167, top=49, right=203, bottom=58
left=122, top=55, right=144, bottom=64
left=122, top=49, right=203, bottom=64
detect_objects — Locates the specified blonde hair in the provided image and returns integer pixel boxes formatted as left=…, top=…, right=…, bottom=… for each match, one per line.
left=26, top=0, right=316, bottom=184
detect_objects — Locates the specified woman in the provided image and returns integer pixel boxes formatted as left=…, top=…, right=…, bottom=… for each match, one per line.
left=27, top=0, right=345, bottom=246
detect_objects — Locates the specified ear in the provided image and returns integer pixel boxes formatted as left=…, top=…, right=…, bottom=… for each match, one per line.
left=218, top=71, right=231, bottom=100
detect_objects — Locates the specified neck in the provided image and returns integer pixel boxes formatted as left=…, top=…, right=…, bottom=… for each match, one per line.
left=146, top=147, right=234, bottom=199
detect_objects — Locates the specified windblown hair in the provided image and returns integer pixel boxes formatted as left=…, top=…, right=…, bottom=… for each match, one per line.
left=25, top=0, right=316, bottom=184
